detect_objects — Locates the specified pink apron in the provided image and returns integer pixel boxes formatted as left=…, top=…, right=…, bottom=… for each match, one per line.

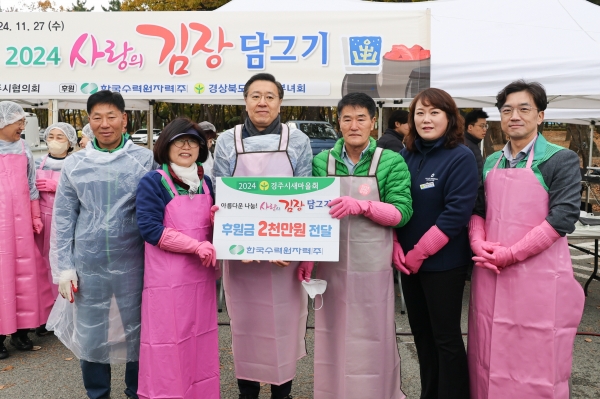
left=314, top=148, right=404, bottom=399
left=468, top=142, right=585, bottom=398
left=138, top=170, right=219, bottom=399
left=223, top=124, right=308, bottom=385
left=34, top=155, right=61, bottom=298
left=0, top=140, right=52, bottom=334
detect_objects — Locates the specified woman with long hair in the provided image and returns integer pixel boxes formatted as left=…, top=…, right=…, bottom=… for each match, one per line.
left=394, top=88, right=479, bottom=399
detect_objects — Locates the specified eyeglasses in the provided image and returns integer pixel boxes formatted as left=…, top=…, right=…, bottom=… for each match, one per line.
left=16, top=118, right=27, bottom=127
left=247, top=93, right=280, bottom=103
left=499, top=105, right=538, bottom=116
left=172, top=138, right=200, bottom=148
left=476, top=123, right=489, bottom=129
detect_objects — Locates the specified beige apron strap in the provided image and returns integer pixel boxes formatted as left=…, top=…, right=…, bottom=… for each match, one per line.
left=368, top=147, right=383, bottom=176
left=234, top=124, right=244, bottom=154
left=327, top=150, right=337, bottom=176
left=279, top=124, right=289, bottom=151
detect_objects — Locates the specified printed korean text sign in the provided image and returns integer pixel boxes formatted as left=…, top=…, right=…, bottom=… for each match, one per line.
left=214, top=177, right=340, bottom=261
left=0, top=11, right=430, bottom=102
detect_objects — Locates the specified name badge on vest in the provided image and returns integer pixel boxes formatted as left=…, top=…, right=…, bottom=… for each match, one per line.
left=420, top=182, right=435, bottom=190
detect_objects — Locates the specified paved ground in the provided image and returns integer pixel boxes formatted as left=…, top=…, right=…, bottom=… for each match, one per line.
left=1, top=239, right=600, bottom=399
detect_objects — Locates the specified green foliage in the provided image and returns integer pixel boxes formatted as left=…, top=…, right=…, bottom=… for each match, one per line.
left=102, top=0, right=122, bottom=11
left=121, top=0, right=229, bottom=11
left=70, top=0, right=94, bottom=11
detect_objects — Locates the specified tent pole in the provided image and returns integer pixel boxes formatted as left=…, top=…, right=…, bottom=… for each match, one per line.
left=148, top=101, right=155, bottom=151
left=587, top=121, right=597, bottom=212
left=376, top=101, right=384, bottom=139
left=49, top=99, right=59, bottom=125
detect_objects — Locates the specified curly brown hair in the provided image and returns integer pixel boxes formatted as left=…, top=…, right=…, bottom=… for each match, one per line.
left=404, top=88, right=464, bottom=152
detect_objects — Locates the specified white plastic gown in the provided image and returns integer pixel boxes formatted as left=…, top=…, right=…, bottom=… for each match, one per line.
left=48, top=139, right=155, bottom=363
left=211, top=126, right=313, bottom=188
left=0, top=139, right=39, bottom=200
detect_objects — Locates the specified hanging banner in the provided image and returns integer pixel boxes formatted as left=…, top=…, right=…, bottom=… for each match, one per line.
left=213, top=177, right=340, bottom=261
left=0, top=10, right=430, bottom=102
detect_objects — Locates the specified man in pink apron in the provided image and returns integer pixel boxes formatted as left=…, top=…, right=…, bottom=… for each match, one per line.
left=34, top=122, right=79, bottom=336
left=308, top=93, right=413, bottom=399
left=212, top=73, right=313, bottom=399
left=0, top=101, right=51, bottom=359
left=468, top=80, right=585, bottom=399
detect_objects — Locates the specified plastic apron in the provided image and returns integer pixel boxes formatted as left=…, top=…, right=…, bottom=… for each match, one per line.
left=34, top=155, right=61, bottom=298
left=138, top=170, right=219, bottom=399
left=0, top=141, right=52, bottom=334
left=223, top=124, right=308, bottom=385
left=468, top=142, right=585, bottom=399
left=314, top=148, right=404, bottom=399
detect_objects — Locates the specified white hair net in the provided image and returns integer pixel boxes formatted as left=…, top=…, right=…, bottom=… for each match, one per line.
left=0, top=101, right=26, bottom=129
left=44, top=122, right=78, bottom=148
left=82, top=123, right=94, bottom=139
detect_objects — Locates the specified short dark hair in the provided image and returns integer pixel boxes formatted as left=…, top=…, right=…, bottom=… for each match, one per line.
left=496, top=80, right=547, bottom=111
left=87, top=90, right=125, bottom=114
left=405, top=88, right=464, bottom=152
left=464, top=109, right=489, bottom=130
left=153, top=117, right=209, bottom=165
left=388, top=110, right=409, bottom=129
left=243, top=73, right=284, bottom=99
left=337, top=92, right=377, bottom=119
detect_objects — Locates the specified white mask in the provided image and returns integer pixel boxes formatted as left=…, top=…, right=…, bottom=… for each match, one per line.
left=47, top=140, right=69, bottom=157
left=169, top=162, right=200, bottom=194
left=302, top=279, right=327, bottom=310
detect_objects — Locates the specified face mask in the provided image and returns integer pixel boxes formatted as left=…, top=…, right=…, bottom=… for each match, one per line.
left=47, top=140, right=69, bottom=156
left=302, top=279, right=327, bottom=310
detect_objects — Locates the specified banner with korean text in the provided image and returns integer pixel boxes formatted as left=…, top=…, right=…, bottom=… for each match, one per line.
left=0, top=10, right=430, bottom=103
left=214, top=177, right=340, bottom=261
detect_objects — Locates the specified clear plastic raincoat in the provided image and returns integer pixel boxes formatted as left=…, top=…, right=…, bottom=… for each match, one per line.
left=48, top=139, right=155, bottom=363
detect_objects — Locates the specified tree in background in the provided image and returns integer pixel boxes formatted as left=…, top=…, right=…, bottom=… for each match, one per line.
left=70, top=0, right=94, bottom=11
left=121, top=0, right=228, bottom=11
left=102, top=0, right=122, bottom=11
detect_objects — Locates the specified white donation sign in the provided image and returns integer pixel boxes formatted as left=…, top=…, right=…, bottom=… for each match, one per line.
left=214, top=177, right=340, bottom=261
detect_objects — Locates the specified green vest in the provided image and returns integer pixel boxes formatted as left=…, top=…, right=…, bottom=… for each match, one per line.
left=482, top=133, right=564, bottom=191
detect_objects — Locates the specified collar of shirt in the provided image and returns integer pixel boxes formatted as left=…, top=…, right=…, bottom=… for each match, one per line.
left=341, top=142, right=370, bottom=175
left=92, top=134, right=129, bottom=153
left=502, top=137, right=536, bottom=168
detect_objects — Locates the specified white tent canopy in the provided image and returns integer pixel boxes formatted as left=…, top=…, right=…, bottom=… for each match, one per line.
left=218, top=0, right=600, bottom=109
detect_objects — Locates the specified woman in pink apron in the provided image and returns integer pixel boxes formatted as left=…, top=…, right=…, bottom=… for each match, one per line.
left=34, top=122, right=78, bottom=336
left=307, top=92, right=414, bottom=399
left=212, top=73, right=313, bottom=399
left=0, top=101, right=51, bottom=359
left=136, top=118, right=219, bottom=399
left=468, top=81, right=584, bottom=399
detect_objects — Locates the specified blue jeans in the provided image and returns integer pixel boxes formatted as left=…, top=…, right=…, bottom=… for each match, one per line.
left=80, top=360, right=139, bottom=399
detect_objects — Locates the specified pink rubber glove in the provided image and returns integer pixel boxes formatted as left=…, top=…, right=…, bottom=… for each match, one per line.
left=210, top=205, right=219, bottom=227
left=404, top=225, right=449, bottom=274
left=328, top=196, right=365, bottom=219
left=36, top=178, right=58, bottom=193
left=479, top=220, right=561, bottom=269
left=158, top=227, right=217, bottom=267
left=363, top=201, right=402, bottom=226
left=468, top=215, right=500, bottom=274
left=297, top=261, right=314, bottom=282
left=392, top=231, right=411, bottom=275
left=31, top=200, right=43, bottom=234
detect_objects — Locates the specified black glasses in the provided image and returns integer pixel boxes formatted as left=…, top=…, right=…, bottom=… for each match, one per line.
left=172, top=138, right=200, bottom=148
